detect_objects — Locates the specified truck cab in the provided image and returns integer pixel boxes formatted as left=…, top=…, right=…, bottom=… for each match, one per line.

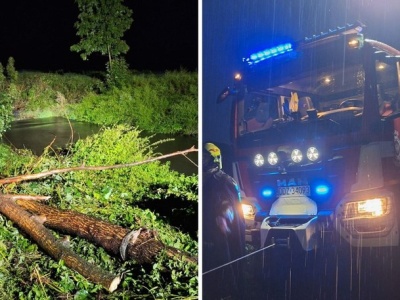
left=218, top=23, right=400, bottom=252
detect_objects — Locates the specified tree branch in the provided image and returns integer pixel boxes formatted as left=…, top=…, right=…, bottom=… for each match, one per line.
left=0, top=146, right=198, bottom=292
left=0, top=147, right=197, bottom=185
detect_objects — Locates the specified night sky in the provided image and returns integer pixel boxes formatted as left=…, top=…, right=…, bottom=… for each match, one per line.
left=203, top=0, right=400, bottom=145
left=0, top=0, right=198, bottom=73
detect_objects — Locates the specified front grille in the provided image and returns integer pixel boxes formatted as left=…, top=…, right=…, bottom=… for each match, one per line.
left=267, top=216, right=315, bottom=227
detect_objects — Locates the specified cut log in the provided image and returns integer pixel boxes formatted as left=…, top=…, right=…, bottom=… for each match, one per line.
left=15, top=198, right=197, bottom=264
left=0, top=195, right=120, bottom=292
left=0, top=147, right=198, bottom=292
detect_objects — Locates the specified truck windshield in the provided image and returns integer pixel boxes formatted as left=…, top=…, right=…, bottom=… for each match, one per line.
left=237, top=47, right=399, bottom=137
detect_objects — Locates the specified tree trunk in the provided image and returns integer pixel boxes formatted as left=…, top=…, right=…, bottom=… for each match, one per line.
left=15, top=198, right=197, bottom=264
left=0, top=147, right=198, bottom=292
left=0, top=195, right=120, bottom=292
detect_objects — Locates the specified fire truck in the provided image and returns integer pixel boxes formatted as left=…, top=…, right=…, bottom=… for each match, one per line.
left=217, top=22, right=400, bottom=258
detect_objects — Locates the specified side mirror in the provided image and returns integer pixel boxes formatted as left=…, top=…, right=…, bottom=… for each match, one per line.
left=217, top=86, right=237, bottom=103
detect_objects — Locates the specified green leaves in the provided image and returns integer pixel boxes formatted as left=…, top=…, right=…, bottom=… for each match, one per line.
left=70, top=70, right=198, bottom=135
left=0, top=91, right=13, bottom=138
left=2, top=69, right=197, bottom=136
left=71, top=0, right=133, bottom=65
left=0, top=125, right=198, bottom=298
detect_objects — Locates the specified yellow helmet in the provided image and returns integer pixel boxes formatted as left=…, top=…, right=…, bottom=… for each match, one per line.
left=204, top=142, right=222, bottom=169
left=205, top=143, right=221, bottom=157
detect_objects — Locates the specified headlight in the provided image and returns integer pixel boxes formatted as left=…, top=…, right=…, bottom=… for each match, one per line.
left=254, top=154, right=264, bottom=167
left=241, top=203, right=255, bottom=217
left=267, top=152, right=278, bottom=165
left=291, top=149, right=303, bottom=163
left=344, top=197, right=388, bottom=219
left=306, top=147, right=319, bottom=161
left=357, top=198, right=386, bottom=217
left=337, top=190, right=396, bottom=241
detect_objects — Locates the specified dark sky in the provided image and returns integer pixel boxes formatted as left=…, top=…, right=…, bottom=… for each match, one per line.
left=0, top=0, right=198, bottom=73
left=203, top=0, right=400, bottom=145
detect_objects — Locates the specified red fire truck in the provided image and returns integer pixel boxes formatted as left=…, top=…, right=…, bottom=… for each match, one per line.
left=218, top=22, right=400, bottom=258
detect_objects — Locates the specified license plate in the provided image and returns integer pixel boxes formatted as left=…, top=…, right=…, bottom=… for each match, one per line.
left=278, top=186, right=310, bottom=196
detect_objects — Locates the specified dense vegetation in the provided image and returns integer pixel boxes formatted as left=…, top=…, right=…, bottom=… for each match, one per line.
left=70, top=70, right=198, bottom=135
left=0, top=64, right=197, bottom=135
left=0, top=125, right=198, bottom=299
left=0, top=58, right=199, bottom=298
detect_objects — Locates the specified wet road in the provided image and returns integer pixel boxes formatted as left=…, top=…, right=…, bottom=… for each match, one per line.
left=240, top=242, right=400, bottom=300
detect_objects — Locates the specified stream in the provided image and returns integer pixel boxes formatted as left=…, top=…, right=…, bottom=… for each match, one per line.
left=2, top=117, right=198, bottom=176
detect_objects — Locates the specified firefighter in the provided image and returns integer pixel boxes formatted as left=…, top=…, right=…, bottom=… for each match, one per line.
left=202, top=142, right=246, bottom=300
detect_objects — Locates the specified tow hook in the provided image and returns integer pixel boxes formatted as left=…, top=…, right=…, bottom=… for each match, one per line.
left=271, top=236, right=290, bottom=249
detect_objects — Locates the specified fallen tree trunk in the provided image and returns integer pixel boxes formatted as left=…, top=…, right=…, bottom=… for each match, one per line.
left=14, top=197, right=197, bottom=264
left=0, top=195, right=121, bottom=292
left=0, top=147, right=198, bottom=292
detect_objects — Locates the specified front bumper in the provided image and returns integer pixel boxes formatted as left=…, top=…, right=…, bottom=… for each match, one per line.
left=260, top=215, right=320, bottom=251
left=258, top=189, right=399, bottom=251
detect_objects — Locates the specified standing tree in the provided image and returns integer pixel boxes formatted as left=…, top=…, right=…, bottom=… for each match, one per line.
left=0, top=63, right=5, bottom=88
left=6, top=57, right=18, bottom=83
left=71, top=0, right=133, bottom=70
left=0, top=58, right=16, bottom=138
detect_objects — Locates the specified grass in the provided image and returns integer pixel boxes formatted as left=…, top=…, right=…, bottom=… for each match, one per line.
left=0, top=125, right=198, bottom=299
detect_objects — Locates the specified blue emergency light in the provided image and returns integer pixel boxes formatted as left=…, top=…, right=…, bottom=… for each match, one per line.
left=244, top=23, right=363, bottom=66
left=314, top=184, right=330, bottom=196
left=245, top=43, right=293, bottom=65
left=261, top=187, right=274, bottom=198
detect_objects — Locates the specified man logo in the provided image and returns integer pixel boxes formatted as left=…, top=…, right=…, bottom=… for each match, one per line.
left=277, top=178, right=309, bottom=187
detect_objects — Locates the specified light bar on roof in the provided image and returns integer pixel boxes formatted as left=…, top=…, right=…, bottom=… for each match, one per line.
left=244, top=43, right=293, bottom=65
left=243, top=22, right=364, bottom=66
left=304, top=22, right=363, bottom=42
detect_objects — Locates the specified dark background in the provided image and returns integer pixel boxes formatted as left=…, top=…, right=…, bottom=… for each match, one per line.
left=203, top=0, right=400, bottom=145
left=0, top=0, right=198, bottom=73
